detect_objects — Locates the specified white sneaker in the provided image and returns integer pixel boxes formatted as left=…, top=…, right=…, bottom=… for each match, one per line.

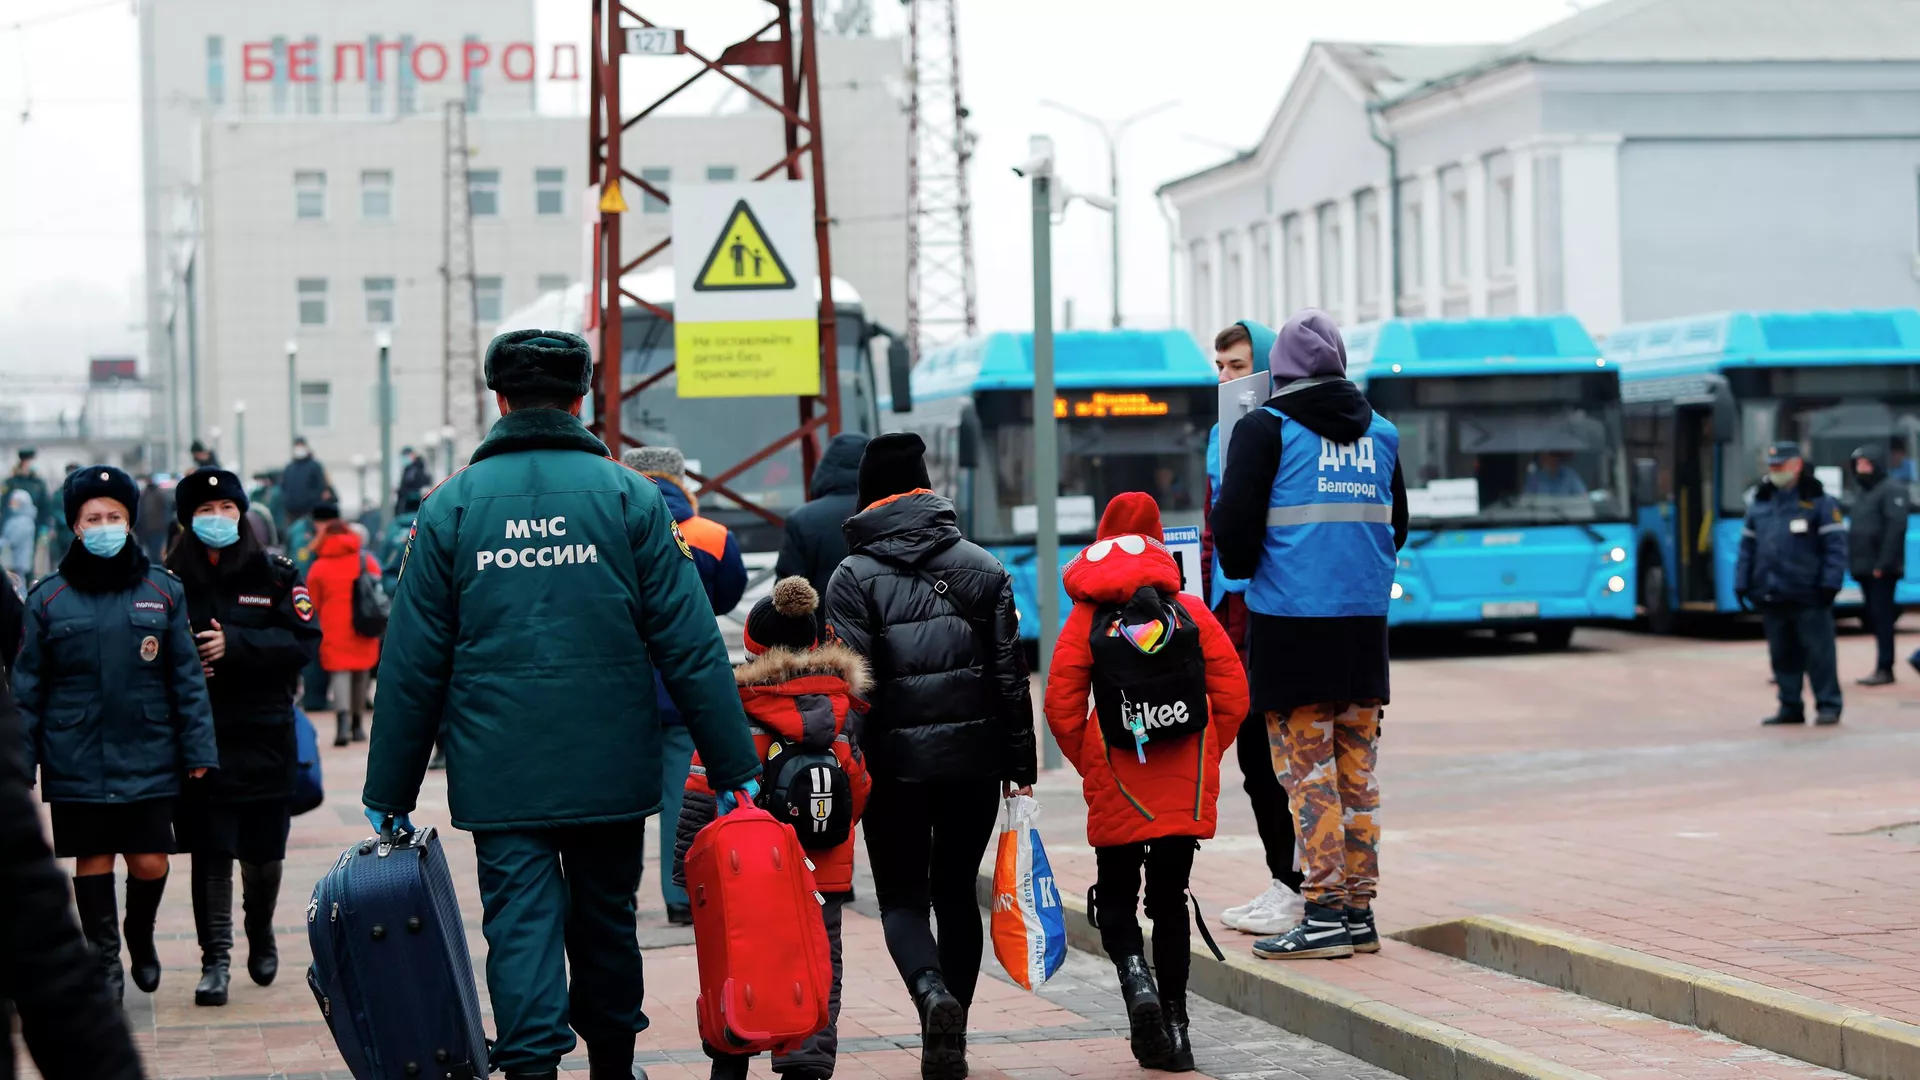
left=1233, top=886, right=1307, bottom=936
left=1221, top=880, right=1294, bottom=930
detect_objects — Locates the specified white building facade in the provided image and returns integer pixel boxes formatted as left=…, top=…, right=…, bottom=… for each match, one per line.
left=141, top=1, right=905, bottom=504
left=1159, top=0, right=1920, bottom=347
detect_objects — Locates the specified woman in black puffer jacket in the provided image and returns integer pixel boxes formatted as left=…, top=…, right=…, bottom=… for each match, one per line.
left=822, top=433, right=1036, bottom=1080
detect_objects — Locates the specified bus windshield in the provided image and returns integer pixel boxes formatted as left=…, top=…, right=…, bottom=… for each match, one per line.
left=972, top=387, right=1210, bottom=543
left=1380, top=374, right=1629, bottom=526
left=1730, top=393, right=1920, bottom=512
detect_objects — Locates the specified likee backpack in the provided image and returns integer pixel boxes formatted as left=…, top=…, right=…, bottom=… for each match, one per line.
left=351, top=554, right=391, bottom=638
left=1088, top=586, right=1208, bottom=761
left=757, top=736, right=853, bottom=851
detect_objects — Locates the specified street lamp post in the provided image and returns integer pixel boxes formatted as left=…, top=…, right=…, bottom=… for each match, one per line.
left=376, top=330, right=393, bottom=523
left=352, top=454, right=369, bottom=517
left=284, top=340, right=299, bottom=448
left=440, top=424, right=458, bottom=477
left=1038, top=99, right=1178, bottom=329
left=1023, top=134, right=1063, bottom=772
left=232, top=402, right=247, bottom=484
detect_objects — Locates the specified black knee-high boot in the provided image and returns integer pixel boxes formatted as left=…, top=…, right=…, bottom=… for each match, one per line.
left=240, top=860, right=283, bottom=986
left=124, top=871, right=169, bottom=993
left=72, top=873, right=125, bottom=1004
left=192, top=854, right=234, bottom=1006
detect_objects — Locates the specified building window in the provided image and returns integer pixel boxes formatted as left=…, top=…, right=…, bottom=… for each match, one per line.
left=464, top=33, right=483, bottom=114
left=536, top=274, right=570, bottom=294
left=1225, top=238, right=1242, bottom=320
left=361, top=170, right=392, bottom=219
left=1282, top=214, right=1306, bottom=316
left=294, top=171, right=326, bottom=219
left=397, top=35, right=417, bottom=114
left=1317, top=204, right=1343, bottom=312
left=206, top=35, right=225, bottom=106
left=364, top=277, right=395, bottom=325
left=642, top=167, right=671, bottom=214
left=297, top=278, right=328, bottom=325
left=301, top=35, right=320, bottom=115
left=1403, top=196, right=1424, bottom=294
left=1189, top=242, right=1211, bottom=335
left=367, top=34, right=385, bottom=114
left=271, top=35, right=288, bottom=114
left=1253, top=223, right=1273, bottom=325
left=535, top=168, right=564, bottom=215
left=475, top=276, right=503, bottom=322
left=707, top=165, right=737, bottom=182
left=1487, top=152, right=1516, bottom=277
left=299, top=381, right=332, bottom=430
left=469, top=170, right=500, bottom=217
left=1356, top=190, right=1381, bottom=308
left=1442, top=168, right=1468, bottom=287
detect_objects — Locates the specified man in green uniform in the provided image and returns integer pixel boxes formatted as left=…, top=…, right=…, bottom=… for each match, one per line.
left=363, top=330, right=761, bottom=1080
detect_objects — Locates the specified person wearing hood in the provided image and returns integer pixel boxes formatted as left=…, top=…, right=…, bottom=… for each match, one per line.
left=1847, top=446, right=1909, bottom=686
left=822, top=432, right=1035, bottom=1080
left=1735, top=443, right=1848, bottom=724
left=776, top=431, right=871, bottom=602
left=190, top=440, right=220, bottom=470
left=622, top=444, right=746, bottom=924
left=11, top=466, right=218, bottom=1003
left=1213, top=310, right=1408, bottom=963
left=302, top=503, right=382, bottom=746
left=1203, top=319, right=1307, bottom=940
left=278, top=438, right=331, bottom=525
left=396, top=445, right=435, bottom=513
left=1, top=488, right=36, bottom=581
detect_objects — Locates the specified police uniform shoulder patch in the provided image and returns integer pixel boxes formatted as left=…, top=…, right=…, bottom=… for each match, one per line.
left=670, top=519, right=694, bottom=560
left=292, top=585, right=315, bottom=622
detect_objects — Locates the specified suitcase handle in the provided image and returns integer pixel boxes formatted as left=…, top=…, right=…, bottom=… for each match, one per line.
left=717, top=978, right=776, bottom=1044
left=374, top=815, right=422, bottom=858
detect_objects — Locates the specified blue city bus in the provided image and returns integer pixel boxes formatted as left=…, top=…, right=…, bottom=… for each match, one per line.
left=1611, top=308, right=1920, bottom=632
left=896, top=330, right=1217, bottom=640
left=1343, top=317, right=1636, bottom=648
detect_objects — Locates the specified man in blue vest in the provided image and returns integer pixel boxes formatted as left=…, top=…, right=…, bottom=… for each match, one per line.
left=1213, top=309, right=1408, bottom=963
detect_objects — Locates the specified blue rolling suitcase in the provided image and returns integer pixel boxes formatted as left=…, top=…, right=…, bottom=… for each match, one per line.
left=307, top=822, right=489, bottom=1080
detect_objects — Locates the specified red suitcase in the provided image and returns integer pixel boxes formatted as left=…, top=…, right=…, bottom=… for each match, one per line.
left=685, top=799, right=834, bottom=1055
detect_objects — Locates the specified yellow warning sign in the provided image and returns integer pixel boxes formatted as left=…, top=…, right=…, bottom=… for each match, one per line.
left=674, top=318, right=820, bottom=397
left=694, top=200, right=796, bottom=292
left=598, top=182, right=628, bottom=214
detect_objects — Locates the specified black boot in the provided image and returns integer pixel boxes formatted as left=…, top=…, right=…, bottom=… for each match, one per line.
left=707, top=1056, right=748, bottom=1080
left=909, top=968, right=967, bottom=1080
left=192, top=855, right=234, bottom=1006
left=1159, top=996, right=1194, bottom=1073
left=240, top=860, right=283, bottom=986
left=351, top=713, right=367, bottom=742
left=124, top=872, right=168, bottom=993
left=586, top=1042, right=644, bottom=1080
left=1114, top=954, right=1170, bottom=1067
left=1761, top=706, right=1806, bottom=726
left=72, top=873, right=125, bottom=1004
left=334, top=715, right=351, bottom=747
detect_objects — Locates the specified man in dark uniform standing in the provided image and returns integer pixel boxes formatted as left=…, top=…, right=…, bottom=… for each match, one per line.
left=1736, top=441, right=1848, bottom=725
left=363, top=330, right=762, bottom=1080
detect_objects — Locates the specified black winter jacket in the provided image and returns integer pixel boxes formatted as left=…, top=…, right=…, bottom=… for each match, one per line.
left=279, top=456, right=331, bottom=521
left=1847, top=448, right=1908, bottom=582
left=1735, top=473, right=1847, bottom=608
left=823, top=492, right=1036, bottom=786
left=776, top=433, right=869, bottom=602
left=0, top=679, right=143, bottom=1080
left=170, top=542, right=321, bottom=802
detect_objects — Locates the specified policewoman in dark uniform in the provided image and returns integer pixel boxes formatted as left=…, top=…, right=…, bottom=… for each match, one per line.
left=166, top=468, right=321, bottom=1006
left=11, top=465, right=218, bottom=1002
left=364, top=331, right=761, bottom=1080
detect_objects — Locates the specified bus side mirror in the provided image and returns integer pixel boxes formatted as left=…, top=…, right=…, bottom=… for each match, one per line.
left=887, top=339, right=913, bottom=414
left=1632, top=458, right=1660, bottom=505
left=957, top=405, right=980, bottom=468
left=1705, top=375, right=1738, bottom=442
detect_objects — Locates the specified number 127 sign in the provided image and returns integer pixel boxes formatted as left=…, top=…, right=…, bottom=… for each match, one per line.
left=623, top=27, right=683, bottom=56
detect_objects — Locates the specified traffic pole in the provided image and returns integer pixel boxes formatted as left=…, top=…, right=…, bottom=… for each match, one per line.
left=1030, top=137, right=1062, bottom=773
left=377, top=332, right=393, bottom=523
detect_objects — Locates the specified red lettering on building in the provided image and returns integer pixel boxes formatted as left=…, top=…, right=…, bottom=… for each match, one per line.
left=501, top=42, right=536, bottom=81
left=549, top=44, right=580, bottom=81
left=373, top=40, right=406, bottom=82
left=462, top=41, right=491, bottom=81
left=412, top=42, right=448, bottom=81
left=334, top=43, right=366, bottom=82
left=243, top=42, right=274, bottom=82
left=288, top=41, right=318, bottom=83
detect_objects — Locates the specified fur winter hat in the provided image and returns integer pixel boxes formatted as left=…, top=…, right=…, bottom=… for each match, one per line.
left=744, top=576, right=820, bottom=655
left=175, top=468, right=250, bottom=525
left=63, top=465, right=140, bottom=528
left=623, top=445, right=686, bottom=481
left=484, top=329, right=593, bottom=400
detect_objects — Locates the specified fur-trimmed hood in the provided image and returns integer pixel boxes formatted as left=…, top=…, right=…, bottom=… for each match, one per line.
left=733, top=641, right=872, bottom=697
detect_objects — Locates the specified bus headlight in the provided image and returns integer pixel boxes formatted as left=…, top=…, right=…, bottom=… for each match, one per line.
left=1607, top=575, right=1626, bottom=593
left=1390, top=582, right=1405, bottom=600
left=1609, top=547, right=1627, bottom=563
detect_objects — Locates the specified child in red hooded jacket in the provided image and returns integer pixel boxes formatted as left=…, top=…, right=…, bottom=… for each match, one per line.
left=1045, top=493, right=1248, bottom=1073
left=673, top=576, right=871, bottom=1080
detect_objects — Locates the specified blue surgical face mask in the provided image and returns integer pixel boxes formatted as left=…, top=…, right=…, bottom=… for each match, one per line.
left=81, top=523, right=129, bottom=558
left=192, top=514, right=241, bottom=549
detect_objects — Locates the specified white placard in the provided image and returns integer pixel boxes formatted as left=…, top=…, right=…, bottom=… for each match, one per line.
left=670, top=181, right=818, bottom=324
left=1814, top=465, right=1844, bottom=496
left=623, top=27, right=683, bottom=55
left=1407, top=478, right=1481, bottom=519
left=1217, top=371, right=1269, bottom=468
left=1161, top=525, right=1203, bottom=604
left=1013, top=494, right=1096, bottom=536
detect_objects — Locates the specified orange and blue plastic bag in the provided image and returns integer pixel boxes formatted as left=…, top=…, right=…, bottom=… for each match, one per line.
left=989, top=795, right=1066, bottom=990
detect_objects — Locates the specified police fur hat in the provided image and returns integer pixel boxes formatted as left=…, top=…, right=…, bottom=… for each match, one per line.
left=623, top=445, right=686, bottom=481
left=64, top=464, right=140, bottom=528
left=175, top=467, right=250, bottom=525
left=484, top=329, right=594, bottom=400
left=743, top=576, right=820, bottom=656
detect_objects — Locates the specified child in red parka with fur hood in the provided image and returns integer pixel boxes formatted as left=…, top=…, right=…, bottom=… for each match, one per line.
left=673, top=576, right=871, bottom=1080
left=1045, top=492, right=1248, bottom=1073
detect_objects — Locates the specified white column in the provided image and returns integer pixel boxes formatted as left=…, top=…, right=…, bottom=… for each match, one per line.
left=1374, top=183, right=1396, bottom=318
left=1302, top=210, right=1322, bottom=310
left=1339, top=195, right=1360, bottom=325
left=1464, top=155, right=1489, bottom=317
left=1240, top=224, right=1259, bottom=324
left=1511, top=145, right=1537, bottom=314
left=1557, top=135, right=1625, bottom=334
left=1419, top=168, right=1443, bottom=318
left=1270, top=216, right=1289, bottom=321
left=1212, top=232, right=1232, bottom=332
left=1175, top=240, right=1194, bottom=338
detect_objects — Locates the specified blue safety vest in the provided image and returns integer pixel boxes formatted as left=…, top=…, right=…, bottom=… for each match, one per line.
left=1205, top=424, right=1251, bottom=606
left=1245, top=407, right=1399, bottom=619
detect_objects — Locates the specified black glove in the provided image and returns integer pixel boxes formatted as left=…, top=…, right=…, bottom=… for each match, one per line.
left=1817, top=588, right=1839, bottom=608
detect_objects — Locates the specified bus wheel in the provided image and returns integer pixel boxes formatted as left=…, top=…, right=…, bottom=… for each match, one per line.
left=1641, top=560, right=1676, bottom=635
left=1535, top=624, right=1575, bottom=650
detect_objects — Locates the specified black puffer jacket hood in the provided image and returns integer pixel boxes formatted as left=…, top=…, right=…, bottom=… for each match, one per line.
left=1266, top=377, right=1374, bottom=443
left=773, top=433, right=873, bottom=600
left=822, top=492, right=1036, bottom=785
left=811, top=433, right=868, bottom=498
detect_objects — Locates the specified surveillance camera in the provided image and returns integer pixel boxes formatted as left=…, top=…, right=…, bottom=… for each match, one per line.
left=1014, top=134, right=1056, bottom=179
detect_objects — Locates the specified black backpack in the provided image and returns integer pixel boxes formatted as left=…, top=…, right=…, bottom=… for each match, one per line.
left=756, top=735, right=853, bottom=850
left=1088, top=586, right=1208, bottom=759
left=350, top=556, right=391, bottom=638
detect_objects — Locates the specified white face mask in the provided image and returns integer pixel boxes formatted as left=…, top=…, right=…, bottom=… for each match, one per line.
left=1768, top=468, right=1798, bottom=489
left=293, top=446, right=311, bottom=460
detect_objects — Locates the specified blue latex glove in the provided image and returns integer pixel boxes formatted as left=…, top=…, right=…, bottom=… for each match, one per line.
left=715, top=778, right=762, bottom=816
left=364, top=808, right=415, bottom=837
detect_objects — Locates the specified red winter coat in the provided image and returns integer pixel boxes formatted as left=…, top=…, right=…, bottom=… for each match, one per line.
left=304, top=526, right=382, bottom=673
left=1044, top=534, right=1248, bottom=849
left=680, top=642, right=873, bottom=894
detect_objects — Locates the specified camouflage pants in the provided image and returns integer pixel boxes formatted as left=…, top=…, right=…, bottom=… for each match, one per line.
left=1266, top=702, right=1380, bottom=910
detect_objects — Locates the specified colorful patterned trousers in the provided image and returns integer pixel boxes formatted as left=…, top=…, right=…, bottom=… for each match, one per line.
left=1266, top=701, right=1381, bottom=910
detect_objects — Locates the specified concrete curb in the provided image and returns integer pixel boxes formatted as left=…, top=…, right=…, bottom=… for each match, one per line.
left=975, top=875, right=1602, bottom=1080
left=1395, top=915, right=1920, bottom=1080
